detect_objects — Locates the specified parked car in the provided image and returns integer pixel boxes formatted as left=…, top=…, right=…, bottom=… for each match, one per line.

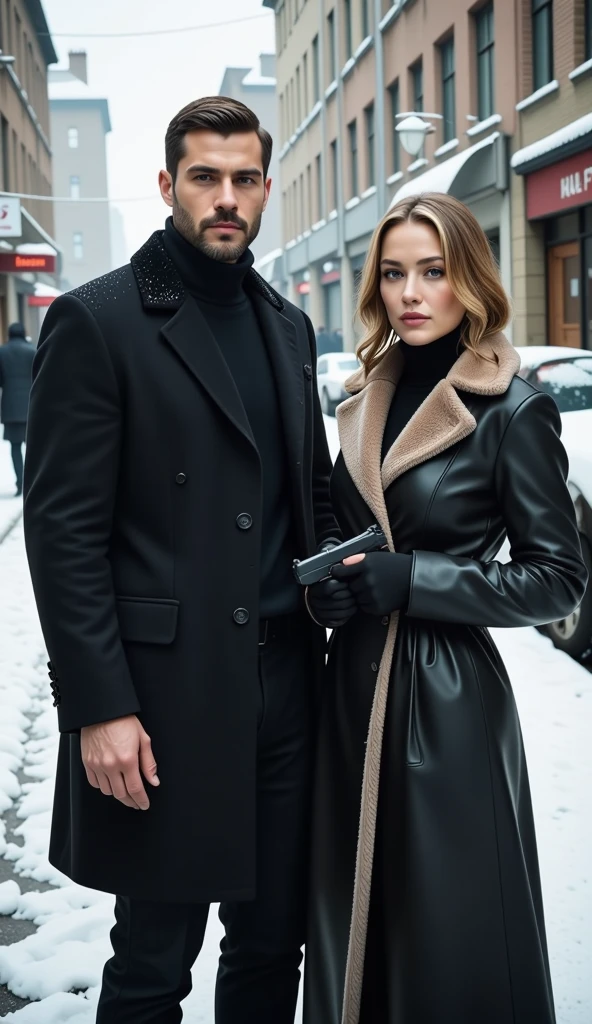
left=317, top=352, right=360, bottom=416
left=516, top=345, right=592, bottom=660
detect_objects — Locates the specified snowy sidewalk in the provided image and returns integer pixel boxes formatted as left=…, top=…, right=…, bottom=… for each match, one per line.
left=0, top=441, right=23, bottom=541
left=0, top=418, right=590, bottom=1022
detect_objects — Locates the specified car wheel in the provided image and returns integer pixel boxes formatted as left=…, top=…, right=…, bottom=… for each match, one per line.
left=321, top=388, right=333, bottom=416
left=546, top=534, right=592, bottom=660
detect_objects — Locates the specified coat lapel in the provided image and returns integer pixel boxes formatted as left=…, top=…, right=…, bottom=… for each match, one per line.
left=161, top=296, right=257, bottom=451
left=246, top=284, right=307, bottom=518
left=337, top=332, right=521, bottom=540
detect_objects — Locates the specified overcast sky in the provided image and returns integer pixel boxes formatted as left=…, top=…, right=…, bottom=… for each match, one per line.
left=42, top=0, right=276, bottom=257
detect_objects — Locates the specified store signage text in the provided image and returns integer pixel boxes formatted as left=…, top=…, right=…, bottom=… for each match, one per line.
left=0, top=198, right=22, bottom=238
left=0, top=253, right=56, bottom=273
left=526, top=148, right=592, bottom=219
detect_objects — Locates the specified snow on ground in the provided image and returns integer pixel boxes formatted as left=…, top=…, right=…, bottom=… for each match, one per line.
left=0, top=416, right=590, bottom=1021
left=0, top=441, right=22, bottom=540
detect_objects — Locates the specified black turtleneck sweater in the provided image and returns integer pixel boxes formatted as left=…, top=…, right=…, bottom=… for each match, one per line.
left=382, top=325, right=463, bottom=460
left=162, top=218, right=300, bottom=619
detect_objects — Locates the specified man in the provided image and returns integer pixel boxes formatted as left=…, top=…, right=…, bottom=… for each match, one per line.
left=314, top=324, right=333, bottom=357
left=23, top=96, right=343, bottom=1023
left=0, top=322, right=35, bottom=496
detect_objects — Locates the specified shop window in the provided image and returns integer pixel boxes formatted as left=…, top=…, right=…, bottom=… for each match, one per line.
left=532, top=0, right=553, bottom=91
left=585, top=236, right=592, bottom=349
left=585, top=206, right=592, bottom=235
left=68, top=127, right=78, bottom=149
left=388, top=80, right=401, bottom=174
left=440, top=37, right=456, bottom=144
left=545, top=212, right=579, bottom=244
left=348, top=119, right=358, bottom=198
left=475, top=3, right=495, bottom=122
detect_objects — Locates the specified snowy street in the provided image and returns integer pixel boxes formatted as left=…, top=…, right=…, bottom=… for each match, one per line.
left=0, top=428, right=591, bottom=1022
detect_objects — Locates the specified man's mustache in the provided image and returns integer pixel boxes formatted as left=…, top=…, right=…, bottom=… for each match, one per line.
left=201, top=214, right=247, bottom=232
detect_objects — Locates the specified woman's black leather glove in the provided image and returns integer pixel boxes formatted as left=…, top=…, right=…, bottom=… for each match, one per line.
left=306, top=576, right=358, bottom=628
left=331, top=551, right=413, bottom=618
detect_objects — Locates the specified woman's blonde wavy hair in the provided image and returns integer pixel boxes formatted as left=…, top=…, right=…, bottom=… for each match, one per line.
left=356, top=193, right=511, bottom=373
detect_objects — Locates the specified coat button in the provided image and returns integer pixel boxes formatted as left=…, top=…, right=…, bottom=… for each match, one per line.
left=175, top=473, right=187, bottom=485
left=371, top=662, right=379, bottom=673
left=381, top=616, right=389, bottom=626
left=233, top=608, right=250, bottom=626
left=236, top=513, right=253, bottom=530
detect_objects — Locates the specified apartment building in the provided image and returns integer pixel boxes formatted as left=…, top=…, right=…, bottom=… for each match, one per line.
left=49, top=51, right=113, bottom=291
left=0, top=0, right=59, bottom=340
left=510, top=0, right=592, bottom=348
left=219, top=54, right=283, bottom=267
left=264, top=0, right=519, bottom=348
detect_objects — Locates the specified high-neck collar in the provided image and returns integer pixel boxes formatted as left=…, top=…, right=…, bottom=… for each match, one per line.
left=162, top=217, right=254, bottom=306
left=398, top=323, right=464, bottom=386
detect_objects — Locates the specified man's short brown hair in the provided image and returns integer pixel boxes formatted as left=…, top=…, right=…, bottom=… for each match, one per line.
left=165, top=96, right=273, bottom=182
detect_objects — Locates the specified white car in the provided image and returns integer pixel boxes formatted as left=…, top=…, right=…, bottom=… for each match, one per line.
left=317, top=352, right=360, bottom=416
left=516, top=345, right=592, bottom=661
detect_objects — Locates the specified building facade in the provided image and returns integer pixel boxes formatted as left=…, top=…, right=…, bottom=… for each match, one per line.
left=49, top=51, right=113, bottom=291
left=264, top=0, right=520, bottom=347
left=510, top=0, right=592, bottom=348
left=0, top=0, right=59, bottom=340
left=219, top=53, right=283, bottom=266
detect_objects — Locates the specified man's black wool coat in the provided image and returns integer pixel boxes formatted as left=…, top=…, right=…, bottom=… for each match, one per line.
left=23, top=231, right=339, bottom=902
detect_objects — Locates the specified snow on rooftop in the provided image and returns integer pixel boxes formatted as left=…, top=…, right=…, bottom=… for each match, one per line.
left=511, top=113, right=592, bottom=169
left=15, top=244, right=57, bottom=257
left=48, top=78, right=108, bottom=103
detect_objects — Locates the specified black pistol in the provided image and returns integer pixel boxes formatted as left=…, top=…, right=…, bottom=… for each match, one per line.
left=293, top=525, right=388, bottom=587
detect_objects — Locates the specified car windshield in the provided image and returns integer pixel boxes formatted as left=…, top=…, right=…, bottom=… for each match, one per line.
left=336, top=357, right=359, bottom=371
left=531, top=357, right=592, bottom=412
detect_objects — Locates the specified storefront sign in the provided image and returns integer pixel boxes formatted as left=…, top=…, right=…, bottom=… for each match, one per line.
left=28, top=294, right=57, bottom=307
left=0, top=198, right=22, bottom=238
left=526, top=148, right=592, bottom=219
left=0, top=253, right=56, bottom=273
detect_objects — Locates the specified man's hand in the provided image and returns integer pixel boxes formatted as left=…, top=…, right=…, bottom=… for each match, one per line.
left=81, top=714, right=160, bottom=811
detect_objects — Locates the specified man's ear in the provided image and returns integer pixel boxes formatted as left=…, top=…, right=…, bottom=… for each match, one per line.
left=159, top=170, right=174, bottom=209
left=262, top=177, right=272, bottom=212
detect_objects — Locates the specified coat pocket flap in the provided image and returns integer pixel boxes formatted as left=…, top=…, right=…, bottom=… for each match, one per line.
left=116, top=597, right=179, bottom=645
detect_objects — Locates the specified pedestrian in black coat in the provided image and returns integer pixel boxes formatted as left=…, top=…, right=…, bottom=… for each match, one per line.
left=303, top=194, right=588, bottom=1024
left=0, top=322, right=35, bottom=495
left=23, top=96, right=340, bottom=1024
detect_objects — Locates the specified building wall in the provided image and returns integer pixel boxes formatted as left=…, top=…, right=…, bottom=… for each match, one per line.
left=511, top=0, right=592, bottom=346
left=219, top=58, right=281, bottom=263
left=0, top=0, right=56, bottom=339
left=49, top=103, right=111, bottom=290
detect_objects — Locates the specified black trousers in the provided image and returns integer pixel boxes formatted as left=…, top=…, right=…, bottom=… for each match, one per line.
left=96, top=614, right=315, bottom=1024
left=11, top=443, right=23, bottom=489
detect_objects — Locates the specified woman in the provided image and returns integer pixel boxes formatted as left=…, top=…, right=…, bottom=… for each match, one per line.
left=304, top=194, right=587, bottom=1024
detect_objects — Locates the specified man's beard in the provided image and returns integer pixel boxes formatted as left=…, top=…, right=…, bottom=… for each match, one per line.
left=172, top=193, right=262, bottom=263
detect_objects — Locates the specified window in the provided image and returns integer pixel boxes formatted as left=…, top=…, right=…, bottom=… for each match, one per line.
left=411, top=59, right=423, bottom=112
left=475, top=3, right=495, bottom=121
left=327, top=11, right=337, bottom=82
left=68, top=127, right=79, bottom=149
left=348, top=119, right=358, bottom=198
left=441, top=37, right=456, bottom=143
left=73, top=232, right=84, bottom=260
left=1, top=116, right=9, bottom=191
left=362, top=0, right=370, bottom=38
left=587, top=0, right=592, bottom=60
left=330, top=139, right=338, bottom=209
left=306, top=164, right=312, bottom=226
left=532, top=0, right=553, bottom=89
left=344, top=0, right=353, bottom=58
left=315, top=152, right=323, bottom=220
left=365, top=103, right=375, bottom=187
left=303, top=52, right=309, bottom=113
left=70, top=174, right=80, bottom=199
left=295, top=65, right=301, bottom=125
left=312, top=34, right=320, bottom=101
left=388, top=80, right=401, bottom=173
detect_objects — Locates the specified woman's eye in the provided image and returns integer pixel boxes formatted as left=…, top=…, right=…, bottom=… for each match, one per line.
left=426, top=267, right=444, bottom=278
left=384, top=270, right=402, bottom=280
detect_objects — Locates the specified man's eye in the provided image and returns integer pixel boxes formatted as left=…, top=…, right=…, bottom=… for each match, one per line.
left=237, top=177, right=255, bottom=185
left=195, top=174, right=212, bottom=181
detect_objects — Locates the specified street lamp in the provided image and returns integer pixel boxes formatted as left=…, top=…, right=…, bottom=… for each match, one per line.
left=395, top=113, right=441, bottom=157
left=0, top=52, right=15, bottom=66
